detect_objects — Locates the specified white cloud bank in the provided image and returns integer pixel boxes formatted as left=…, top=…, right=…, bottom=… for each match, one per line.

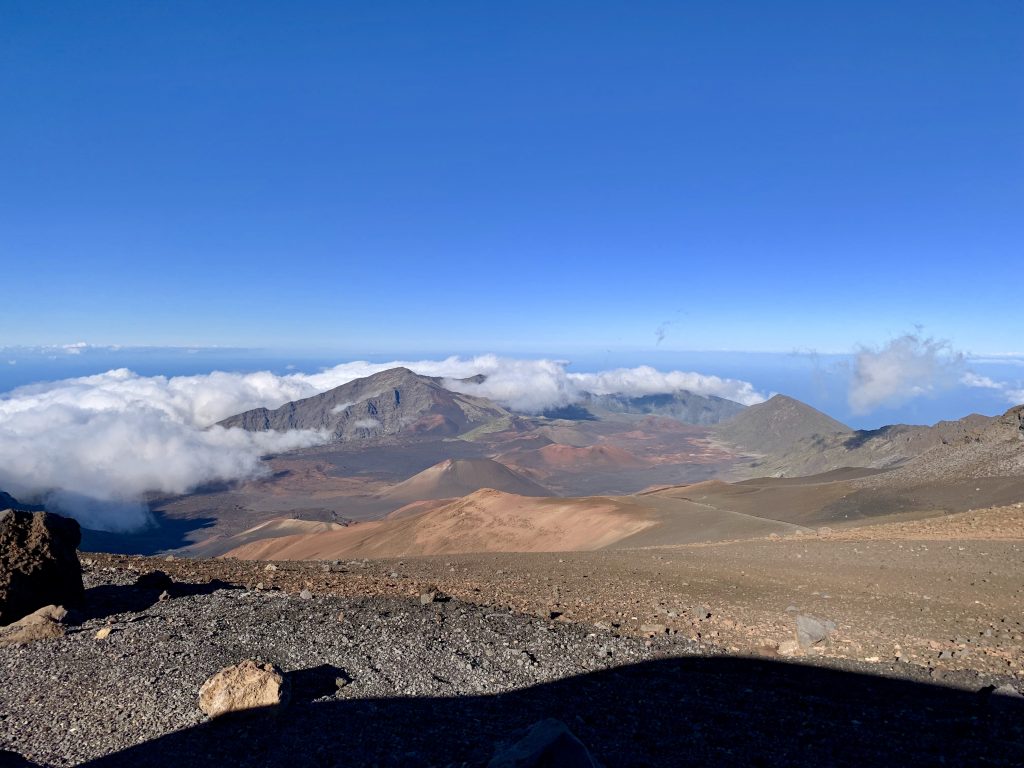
left=0, top=356, right=766, bottom=532
left=0, top=369, right=329, bottom=531
left=849, top=334, right=1024, bottom=414
left=240, top=354, right=768, bottom=412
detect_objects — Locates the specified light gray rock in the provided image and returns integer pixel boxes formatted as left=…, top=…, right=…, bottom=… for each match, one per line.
left=795, top=614, right=836, bottom=648
left=489, top=718, right=602, bottom=768
left=993, top=684, right=1023, bottom=699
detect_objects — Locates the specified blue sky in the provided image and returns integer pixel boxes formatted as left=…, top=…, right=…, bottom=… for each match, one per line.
left=1, top=1, right=1021, bottom=355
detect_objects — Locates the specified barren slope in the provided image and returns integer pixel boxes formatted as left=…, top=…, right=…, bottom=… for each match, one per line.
left=729, top=405, right=1023, bottom=480
left=225, top=489, right=659, bottom=559
left=498, top=443, right=651, bottom=472
left=377, top=458, right=551, bottom=506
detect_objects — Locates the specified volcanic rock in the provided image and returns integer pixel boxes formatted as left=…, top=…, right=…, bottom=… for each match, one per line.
left=0, top=509, right=84, bottom=625
left=795, top=614, right=836, bottom=649
left=135, top=570, right=174, bottom=591
left=198, top=659, right=290, bottom=718
left=0, top=604, right=67, bottom=646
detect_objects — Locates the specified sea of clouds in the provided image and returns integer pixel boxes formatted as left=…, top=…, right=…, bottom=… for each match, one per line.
left=4, top=344, right=1019, bottom=533
left=0, top=356, right=767, bottom=531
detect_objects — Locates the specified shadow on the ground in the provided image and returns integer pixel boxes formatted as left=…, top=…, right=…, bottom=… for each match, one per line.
left=77, top=579, right=238, bottom=622
left=80, top=510, right=218, bottom=555
left=82, top=655, right=1023, bottom=767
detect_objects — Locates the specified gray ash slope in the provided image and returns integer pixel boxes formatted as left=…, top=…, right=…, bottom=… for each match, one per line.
left=713, top=394, right=852, bottom=455
left=2, top=560, right=1021, bottom=767
left=725, top=400, right=1024, bottom=481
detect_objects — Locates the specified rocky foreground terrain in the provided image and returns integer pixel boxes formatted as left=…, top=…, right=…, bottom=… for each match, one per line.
left=2, top=504, right=1024, bottom=766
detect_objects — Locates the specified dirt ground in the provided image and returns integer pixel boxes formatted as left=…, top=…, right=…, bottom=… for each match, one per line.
left=86, top=503, right=1024, bottom=682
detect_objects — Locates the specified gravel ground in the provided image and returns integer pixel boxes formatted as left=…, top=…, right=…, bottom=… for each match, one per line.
left=76, top=508, right=1024, bottom=678
left=1, top=559, right=1023, bottom=766
left=1, top=564, right=686, bottom=766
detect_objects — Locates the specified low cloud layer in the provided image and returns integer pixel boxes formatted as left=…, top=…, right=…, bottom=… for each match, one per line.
left=285, top=355, right=768, bottom=412
left=849, top=334, right=1024, bottom=414
left=6, top=346, right=1017, bottom=532
left=0, top=356, right=765, bottom=531
left=0, top=369, right=328, bottom=531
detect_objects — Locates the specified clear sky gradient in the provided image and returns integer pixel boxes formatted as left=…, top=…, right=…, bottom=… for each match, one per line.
left=1, top=1, right=1021, bottom=355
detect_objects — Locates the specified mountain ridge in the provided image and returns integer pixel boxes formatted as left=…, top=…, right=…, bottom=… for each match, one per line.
left=218, top=367, right=514, bottom=441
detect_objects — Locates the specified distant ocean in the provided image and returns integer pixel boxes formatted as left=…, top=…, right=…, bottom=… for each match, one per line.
left=1, top=346, right=1021, bottom=431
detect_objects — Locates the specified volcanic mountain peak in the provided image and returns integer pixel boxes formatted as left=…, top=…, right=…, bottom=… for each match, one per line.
left=722, top=402, right=1024, bottom=481
left=219, top=367, right=512, bottom=441
left=715, top=394, right=851, bottom=454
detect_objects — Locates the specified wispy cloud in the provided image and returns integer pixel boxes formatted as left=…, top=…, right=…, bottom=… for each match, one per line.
left=654, top=320, right=673, bottom=345
left=849, top=334, right=1024, bottom=413
left=960, top=372, right=1024, bottom=405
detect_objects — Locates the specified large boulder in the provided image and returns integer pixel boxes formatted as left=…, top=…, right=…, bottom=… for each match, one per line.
left=198, top=660, right=290, bottom=718
left=0, top=509, right=84, bottom=625
left=0, top=604, right=68, bottom=646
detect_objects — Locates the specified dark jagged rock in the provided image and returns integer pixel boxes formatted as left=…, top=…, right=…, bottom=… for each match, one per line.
left=134, top=570, right=174, bottom=592
left=0, top=510, right=84, bottom=625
